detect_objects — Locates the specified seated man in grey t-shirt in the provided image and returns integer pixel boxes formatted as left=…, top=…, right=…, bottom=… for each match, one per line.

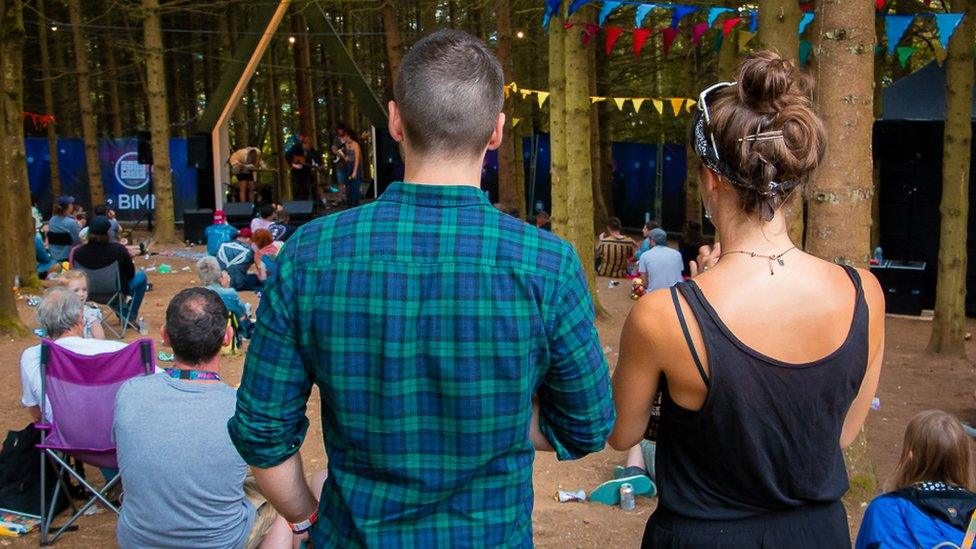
left=114, top=288, right=324, bottom=549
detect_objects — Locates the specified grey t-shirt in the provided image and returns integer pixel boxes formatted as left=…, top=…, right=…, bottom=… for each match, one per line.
left=638, top=244, right=685, bottom=292
left=48, top=215, right=81, bottom=262
left=114, top=374, right=255, bottom=549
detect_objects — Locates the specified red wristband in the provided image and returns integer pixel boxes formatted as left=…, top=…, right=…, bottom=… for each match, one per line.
left=288, top=507, right=319, bottom=534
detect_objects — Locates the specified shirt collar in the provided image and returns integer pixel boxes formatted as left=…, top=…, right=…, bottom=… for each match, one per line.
left=379, top=181, right=490, bottom=208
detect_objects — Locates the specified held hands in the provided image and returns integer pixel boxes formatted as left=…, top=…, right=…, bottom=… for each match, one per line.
left=689, top=242, right=722, bottom=277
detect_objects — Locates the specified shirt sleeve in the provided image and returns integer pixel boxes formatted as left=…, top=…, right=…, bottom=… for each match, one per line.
left=67, top=219, right=81, bottom=244
left=227, top=240, right=313, bottom=468
left=20, top=349, right=39, bottom=408
left=537, top=246, right=615, bottom=461
left=118, top=245, right=136, bottom=283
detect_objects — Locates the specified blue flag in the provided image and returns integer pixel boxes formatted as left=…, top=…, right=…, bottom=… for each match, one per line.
left=885, top=14, right=915, bottom=54
left=748, top=11, right=759, bottom=32
left=542, top=0, right=562, bottom=28
left=799, top=12, right=814, bottom=35
left=635, top=4, right=655, bottom=28
left=599, top=1, right=622, bottom=25
left=671, top=5, right=698, bottom=29
left=934, top=13, right=964, bottom=49
left=799, top=40, right=813, bottom=65
left=707, top=7, right=732, bottom=28
left=568, top=0, right=589, bottom=18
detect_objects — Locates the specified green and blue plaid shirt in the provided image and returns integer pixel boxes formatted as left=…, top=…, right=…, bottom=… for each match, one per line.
left=228, top=182, right=614, bottom=547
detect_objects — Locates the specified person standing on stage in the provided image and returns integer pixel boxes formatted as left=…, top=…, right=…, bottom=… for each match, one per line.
left=330, top=124, right=350, bottom=197
left=229, top=147, right=262, bottom=204
left=337, top=128, right=364, bottom=207
left=285, top=135, right=321, bottom=201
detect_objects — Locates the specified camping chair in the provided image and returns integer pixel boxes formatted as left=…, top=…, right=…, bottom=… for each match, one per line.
left=36, top=338, right=155, bottom=546
left=45, top=233, right=73, bottom=263
left=74, top=263, right=135, bottom=339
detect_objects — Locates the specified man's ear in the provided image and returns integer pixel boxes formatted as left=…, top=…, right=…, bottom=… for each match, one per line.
left=389, top=101, right=405, bottom=144
left=486, top=112, right=506, bottom=152
left=223, top=324, right=233, bottom=346
left=160, top=325, right=171, bottom=347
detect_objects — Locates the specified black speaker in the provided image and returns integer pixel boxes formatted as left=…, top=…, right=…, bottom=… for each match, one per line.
left=224, top=202, right=254, bottom=229
left=282, top=200, right=315, bottom=225
left=183, top=209, right=213, bottom=245
left=188, top=133, right=215, bottom=211
left=137, top=131, right=153, bottom=165
left=873, top=260, right=926, bottom=316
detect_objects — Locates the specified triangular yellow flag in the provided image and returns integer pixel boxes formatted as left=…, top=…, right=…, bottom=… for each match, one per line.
left=537, top=91, right=550, bottom=108
left=613, top=97, right=627, bottom=111
left=509, top=82, right=518, bottom=93
left=512, top=118, right=521, bottom=128
left=669, top=98, right=685, bottom=116
left=632, top=98, right=647, bottom=113
left=591, top=96, right=607, bottom=104
left=738, top=31, right=755, bottom=54
left=652, top=99, right=664, bottom=115
left=685, top=99, right=697, bottom=113
left=519, top=90, right=532, bottom=99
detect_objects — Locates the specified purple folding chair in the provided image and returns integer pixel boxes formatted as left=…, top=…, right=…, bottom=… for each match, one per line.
left=36, top=338, right=154, bottom=546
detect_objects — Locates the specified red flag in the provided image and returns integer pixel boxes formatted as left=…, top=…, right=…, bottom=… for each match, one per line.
left=662, top=27, right=677, bottom=56
left=564, top=22, right=575, bottom=30
left=582, top=23, right=600, bottom=47
left=633, top=28, right=652, bottom=57
left=605, top=26, right=624, bottom=55
left=722, top=17, right=743, bottom=37
left=691, top=22, right=708, bottom=45
left=875, top=0, right=886, bottom=10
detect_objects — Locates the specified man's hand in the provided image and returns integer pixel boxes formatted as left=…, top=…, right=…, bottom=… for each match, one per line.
left=689, top=242, right=721, bottom=277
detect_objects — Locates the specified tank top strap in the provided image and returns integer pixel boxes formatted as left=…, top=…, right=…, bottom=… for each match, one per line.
left=838, top=264, right=869, bottom=327
left=670, top=285, right=710, bottom=387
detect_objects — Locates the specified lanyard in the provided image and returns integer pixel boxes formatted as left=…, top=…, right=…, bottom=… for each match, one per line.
left=164, top=368, right=221, bottom=382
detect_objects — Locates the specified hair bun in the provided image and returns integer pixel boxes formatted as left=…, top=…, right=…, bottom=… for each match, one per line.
left=736, top=51, right=806, bottom=112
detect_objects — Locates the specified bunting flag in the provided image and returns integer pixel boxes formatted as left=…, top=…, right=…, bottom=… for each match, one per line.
left=799, top=12, right=815, bottom=35
left=568, top=0, right=590, bottom=18
left=934, top=13, right=964, bottom=50
left=670, top=5, right=698, bottom=29
left=537, top=91, right=550, bottom=108
left=564, top=22, right=575, bottom=30
left=875, top=0, right=886, bottom=10
left=652, top=99, right=665, bottom=115
left=543, top=0, right=562, bottom=28
left=632, top=98, right=647, bottom=113
left=707, top=7, right=733, bottom=28
left=512, top=118, right=521, bottom=128
left=896, top=45, right=917, bottom=68
left=738, top=31, right=755, bottom=53
left=520, top=89, right=533, bottom=99
left=613, top=97, right=628, bottom=110
left=685, top=99, right=697, bottom=113
left=582, top=23, right=600, bottom=46
left=23, top=111, right=56, bottom=129
left=885, top=15, right=915, bottom=54
left=605, top=26, right=624, bottom=54
left=662, top=26, right=677, bottom=55
left=591, top=96, right=607, bottom=103
left=722, top=17, right=743, bottom=37
left=799, top=40, right=813, bottom=65
left=599, top=1, right=622, bottom=25
left=748, top=11, right=759, bottom=32
left=712, top=31, right=724, bottom=52
left=691, top=22, right=709, bottom=45
left=635, top=4, right=655, bottom=28
left=669, top=98, right=685, bottom=116
left=633, top=28, right=653, bottom=56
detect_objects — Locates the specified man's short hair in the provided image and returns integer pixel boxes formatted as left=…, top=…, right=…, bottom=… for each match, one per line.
left=94, top=205, right=108, bottom=216
left=607, top=217, right=622, bottom=232
left=650, top=228, right=668, bottom=246
left=258, top=204, right=274, bottom=220
left=195, top=257, right=223, bottom=287
left=165, top=288, right=228, bottom=366
left=37, top=287, right=83, bottom=339
left=393, top=30, right=504, bottom=158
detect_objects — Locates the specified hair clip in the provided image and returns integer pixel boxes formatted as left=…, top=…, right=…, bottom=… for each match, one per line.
left=737, top=130, right=785, bottom=143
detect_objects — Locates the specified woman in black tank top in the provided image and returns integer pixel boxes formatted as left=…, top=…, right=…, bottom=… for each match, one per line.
left=608, top=52, right=886, bottom=548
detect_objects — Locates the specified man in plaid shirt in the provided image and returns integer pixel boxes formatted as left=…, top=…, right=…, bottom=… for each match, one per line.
left=228, top=30, right=614, bottom=547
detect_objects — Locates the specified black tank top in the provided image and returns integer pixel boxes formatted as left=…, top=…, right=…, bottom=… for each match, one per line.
left=656, top=265, right=868, bottom=520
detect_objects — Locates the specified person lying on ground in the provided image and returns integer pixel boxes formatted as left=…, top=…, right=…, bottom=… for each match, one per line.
left=855, top=410, right=976, bottom=549
left=228, top=30, right=614, bottom=548
left=114, top=288, right=325, bottom=549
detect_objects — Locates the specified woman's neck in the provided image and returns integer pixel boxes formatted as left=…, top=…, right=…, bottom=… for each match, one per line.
left=715, top=210, right=794, bottom=255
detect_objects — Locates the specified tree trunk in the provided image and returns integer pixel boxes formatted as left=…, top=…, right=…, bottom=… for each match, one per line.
left=548, top=12, right=567, bottom=234
left=1, top=0, right=38, bottom=326
left=595, top=42, right=614, bottom=222
left=684, top=44, right=701, bottom=226
left=563, top=8, right=605, bottom=316
left=67, top=0, right=103, bottom=207
left=269, top=42, right=291, bottom=203
left=419, top=0, right=437, bottom=35
left=380, top=1, right=403, bottom=83
left=495, top=0, right=523, bottom=217
left=104, top=37, right=123, bottom=137
left=589, top=39, right=608, bottom=232
left=758, top=0, right=803, bottom=245
left=717, top=25, right=740, bottom=80
left=871, top=16, right=885, bottom=249
left=807, top=0, right=875, bottom=266
left=292, top=12, right=317, bottom=149
left=927, top=0, right=973, bottom=357
left=142, top=0, right=176, bottom=243
left=36, top=0, right=60, bottom=198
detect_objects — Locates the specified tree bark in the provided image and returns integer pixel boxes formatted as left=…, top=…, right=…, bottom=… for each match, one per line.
left=548, top=12, right=567, bottom=234
left=380, top=0, right=403, bottom=84
left=684, top=44, right=702, bottom=227
left=419, top=0, right=437, bottom=35
left=36, top=0, right=60, bottom=198
left=495, top=0, right=523, bottom=217
left=142, top=0, right=176, bottom=243
left=104, top=37, right=123, bottom=138
left=589, top=37, right=608, bottom=232
left=1, top=0, right=39, bottom=324
left=52, top=16, right=76, bottom=136
left=927, top=0, right=973, bottom=357
left=270, top=42, right=292, bottom=203
left=67, top=0, right=103, bottom=207
left=759, top=0, right=804, bottom=245
left=807, top=0, right=875, bottom=266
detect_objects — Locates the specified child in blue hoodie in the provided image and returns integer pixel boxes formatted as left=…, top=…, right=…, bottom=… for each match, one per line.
left=856, top=410, right=976, bottom=549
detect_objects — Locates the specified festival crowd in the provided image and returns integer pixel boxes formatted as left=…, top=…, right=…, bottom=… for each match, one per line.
left=17, top=31, right=976, bottom=549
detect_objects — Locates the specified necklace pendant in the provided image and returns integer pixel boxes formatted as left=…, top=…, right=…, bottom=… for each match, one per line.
left=777, top=258, right=785, bottom=267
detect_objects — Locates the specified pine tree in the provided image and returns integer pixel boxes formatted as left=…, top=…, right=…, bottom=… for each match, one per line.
left=142, top=0, right=176, bottom=243
left=67, top=0, right=103, bottom=207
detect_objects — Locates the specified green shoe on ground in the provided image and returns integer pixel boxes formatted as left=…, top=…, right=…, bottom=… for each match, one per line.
left=589, top=468, right=655, bottom=506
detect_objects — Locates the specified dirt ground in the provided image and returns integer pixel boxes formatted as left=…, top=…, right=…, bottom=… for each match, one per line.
left=0, top=240, right=973, bottom=548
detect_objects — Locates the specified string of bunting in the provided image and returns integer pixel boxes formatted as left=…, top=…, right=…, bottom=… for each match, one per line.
left=504, top=82, right=695, bottom=122
left=23, top=112, right=56, bottom=129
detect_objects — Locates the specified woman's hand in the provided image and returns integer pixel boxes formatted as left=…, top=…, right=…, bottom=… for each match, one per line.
left=689, top=242, right=721, bottom=277
left=220, top=270, right=231, bottom=289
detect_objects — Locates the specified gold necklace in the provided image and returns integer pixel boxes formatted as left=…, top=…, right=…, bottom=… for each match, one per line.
left=719, top=246, right=797, bottom=276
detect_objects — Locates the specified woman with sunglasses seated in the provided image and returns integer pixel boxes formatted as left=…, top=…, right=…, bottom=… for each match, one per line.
left=608, top=51, right=885, bottom=548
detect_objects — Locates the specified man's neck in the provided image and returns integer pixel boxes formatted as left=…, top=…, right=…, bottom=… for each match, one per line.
left=56, top=327, right=84, bottom=340
left=402, top=154, right=485, bottom=188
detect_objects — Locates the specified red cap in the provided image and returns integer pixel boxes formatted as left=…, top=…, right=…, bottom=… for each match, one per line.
left=238, top=227, right=252, bottom=238
left=213, top=210, right=226, bottom=224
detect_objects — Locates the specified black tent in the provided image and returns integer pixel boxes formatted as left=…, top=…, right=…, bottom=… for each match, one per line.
left=875, top=60, right=976, bottom=315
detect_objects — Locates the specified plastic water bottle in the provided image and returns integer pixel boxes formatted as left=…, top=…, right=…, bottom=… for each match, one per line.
left=138, top=317, right=148, bottom=336
left=873, top=246, right=884, bottom=264
left=244, top=302, right=253, bottom=320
